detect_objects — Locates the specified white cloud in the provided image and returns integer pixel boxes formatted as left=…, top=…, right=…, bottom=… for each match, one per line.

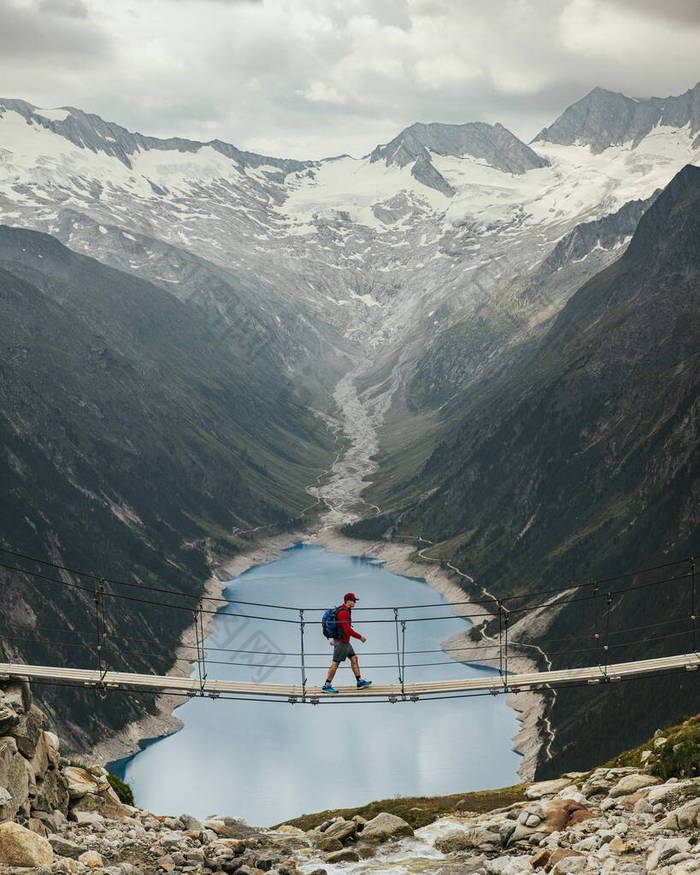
left=0, top=0, right=698, bottom=159
left=299, top=81, right=346, bottom=104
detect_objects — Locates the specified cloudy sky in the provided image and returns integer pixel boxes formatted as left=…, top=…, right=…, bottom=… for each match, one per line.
left=1, top=0, right=698, bottom=159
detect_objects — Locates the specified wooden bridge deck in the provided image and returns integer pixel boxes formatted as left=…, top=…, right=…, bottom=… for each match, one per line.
left=2, top=651, right=698, bottom=702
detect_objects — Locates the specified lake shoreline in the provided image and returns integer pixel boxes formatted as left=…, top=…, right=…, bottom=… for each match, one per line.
left=91, top=526, right=544, bottom=785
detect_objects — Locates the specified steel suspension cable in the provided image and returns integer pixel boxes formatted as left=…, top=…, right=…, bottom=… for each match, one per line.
left=0, top=545, right=693, bottom=614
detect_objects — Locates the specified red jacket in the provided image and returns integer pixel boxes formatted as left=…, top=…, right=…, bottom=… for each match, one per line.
left=335, top=605, right=362, bottom=643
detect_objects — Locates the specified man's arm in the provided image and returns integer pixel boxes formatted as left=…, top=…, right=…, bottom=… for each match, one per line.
left=338, top=608, right=364, bottom=641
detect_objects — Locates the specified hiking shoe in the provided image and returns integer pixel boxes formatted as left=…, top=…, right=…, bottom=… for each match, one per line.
left=356, top=678, right=372, bottom=689
left=322, top=682, right=339, bottom=693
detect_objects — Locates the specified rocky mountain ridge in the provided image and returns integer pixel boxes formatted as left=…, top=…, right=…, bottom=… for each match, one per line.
left=369, top=121, right=549, bottom=195
left=0, top=98, right=311, bottom=177
left=534, top=83, right=700, bottom=152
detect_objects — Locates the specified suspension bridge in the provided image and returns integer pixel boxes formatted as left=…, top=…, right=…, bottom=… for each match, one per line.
left=0, top=548, right=697, bottom=705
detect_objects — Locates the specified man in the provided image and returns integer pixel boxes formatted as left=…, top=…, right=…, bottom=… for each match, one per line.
left=322, top=593, right=372, bottom=693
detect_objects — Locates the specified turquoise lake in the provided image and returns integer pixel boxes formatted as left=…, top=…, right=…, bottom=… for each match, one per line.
left=115, top=544, right=521, bottom=826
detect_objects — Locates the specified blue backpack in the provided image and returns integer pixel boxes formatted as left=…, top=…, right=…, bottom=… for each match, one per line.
left=321, top=606, right=340, bottom=639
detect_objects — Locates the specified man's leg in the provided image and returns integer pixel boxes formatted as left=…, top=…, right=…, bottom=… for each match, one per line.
left=350, top=654, right=361, bottom=680
left=326, top=661, right=340, bottom=683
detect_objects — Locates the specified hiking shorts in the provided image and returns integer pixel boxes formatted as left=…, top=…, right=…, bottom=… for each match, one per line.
left=332, top=641, right=356, bottom=662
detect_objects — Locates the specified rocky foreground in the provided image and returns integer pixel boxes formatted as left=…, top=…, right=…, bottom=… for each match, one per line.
left=2, top=679, right=700, bottom=874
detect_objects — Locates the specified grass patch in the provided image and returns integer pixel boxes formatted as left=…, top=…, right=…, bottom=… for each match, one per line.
left=276, top=784, right=526, bottom=831
left=604, top=714, right=700, bottom=779
left=108, top=773, right=134, bottom=806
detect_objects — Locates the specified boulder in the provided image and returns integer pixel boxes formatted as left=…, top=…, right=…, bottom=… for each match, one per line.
left=13, top=704, right=44, bottom=758
left=254, top=853, right=281, bottom=870
left=654, top=797, right=700, bottom=831
left=542, top=799, right=595, bottom=831
left=1, top=680, right=31, bottom=715
left=435, top=826, right=501, bottom=854
left=202, top=816, right=256, bottom=838
left=27, top=817, right=48, bottom=836
left=580, top=768, right=635, bottom=797
left=608, top=837, right=635, bottom=854
left=316, top=837, right=342, bottom=852
left=324, top=848, right=360, bottom=863
left=439, top=861, right=487, bottom=875
left=0, top=702, right=20, bottom=735
left=179, top=813, right=202, bottom=830
left=485, top=854, right=534, bottom=874
left=551, top=857, right=588, bottom=875
left=34, top=808, right=67, bottom=833
left=531, top=849, right=551, bottom=869
left=525, top=779, right=572, bottom=800
left=316, top=818, right=337, bottom=832
left=359, top=812, right=413, bottom=843
left=49, top=835, right=86, bottom=859
left=609, top=774, right=661, bottom=798
left=34, top=766, right=70, bottom=813
left=646, top=838, right=691, bottom=871
left=72, top=810, right=104, bottom=825
left=509, top=799, right=594, bottom=846
left=550, top=851, right=583, bottom=865
left=0, top=735, right=31, bottom=820
left=30, top=730, right=52, bottom=779
left=62, top=765, right=107, bottom=799
left=71, top=791, right=106, bottom=814
left=322, top=818, right=356, bottom=843
left=0, top=821, right=54, bottom=867
left=646, top=781, right=695, bottom=805
left=71, top=784, right=131, bottom=820
left=435, top=830, right=476, bottom=854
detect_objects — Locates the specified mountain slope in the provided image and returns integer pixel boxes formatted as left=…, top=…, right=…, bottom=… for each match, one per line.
left=347, top=164, right=700, bottom=772
left=0, top=226, right=335, bottom=749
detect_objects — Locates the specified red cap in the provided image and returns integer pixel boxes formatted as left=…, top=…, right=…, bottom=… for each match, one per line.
left=343, top=592, right=359, bottom=603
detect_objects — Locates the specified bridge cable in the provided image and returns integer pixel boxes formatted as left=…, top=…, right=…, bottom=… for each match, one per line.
left=0, top=545, right=694, bottom=614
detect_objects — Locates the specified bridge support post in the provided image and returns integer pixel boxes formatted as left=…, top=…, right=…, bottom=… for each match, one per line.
left=690, top=558, right=697, bottom=655
left=299, top=610, right=307, bottom=702
left=400, top=619, right=407, bottom=700
left=503, top=603, right=510, bottom=690
left=94, top=579, right=107, bottom=697
left=194, top=605, right=207, bottom=694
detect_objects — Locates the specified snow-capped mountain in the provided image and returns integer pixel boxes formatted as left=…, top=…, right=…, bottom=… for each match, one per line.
left=534, top=83, right=700, bottom=152
left=0, top=84, right=698, bottom=384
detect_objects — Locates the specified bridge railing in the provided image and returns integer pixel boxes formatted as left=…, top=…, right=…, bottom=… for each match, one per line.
left=0, top=545, right=696, bottom=703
